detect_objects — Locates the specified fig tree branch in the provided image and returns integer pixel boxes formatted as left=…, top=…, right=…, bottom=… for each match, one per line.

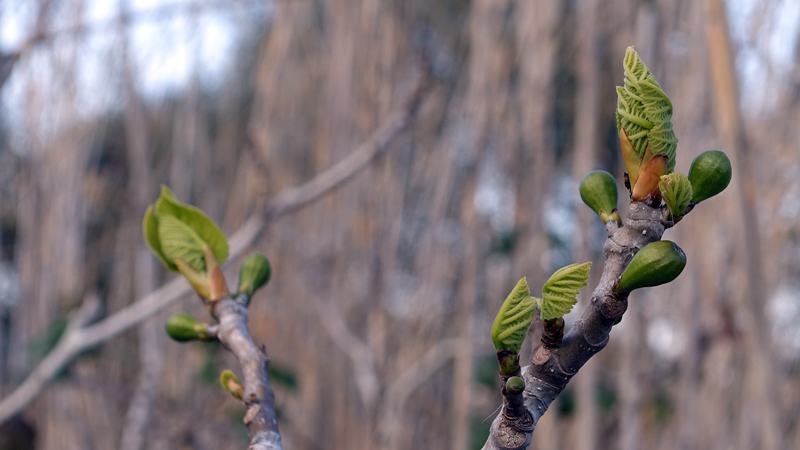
left=0, top=66, right=432, bottom=425
left=211, top=295, right=282, bottom=450
left=482, top=202, right=671, bottom=450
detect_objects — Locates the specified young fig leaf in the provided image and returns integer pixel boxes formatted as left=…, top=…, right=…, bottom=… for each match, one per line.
left=579, top=171, right=620, bottom=225
left=154, top=185, right=229, bottom=267
left=165, top=313, right=213, bottom=342
left=540, top=262, right=591, bottom=321
left=158, top=214, right=209, bottom=273
left=143, top=205, right=175, bottom=271
left=659, top=173, right=692, bottom=217
left=491, top=278, right=536, bottom=353
left=616, top=46, right=678, bottom=190
left=617, top=240, right=686, bottom=291
left=143, top=186, right=229, bottom=273
left=688, top=150, right=732, bottom=203
left=174, top=259, right=211, bottom=299
left=238, top=253, right=272, bottom=299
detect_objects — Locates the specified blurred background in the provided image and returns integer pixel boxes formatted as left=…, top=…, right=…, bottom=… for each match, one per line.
left=0, top=0, right=798, bottom=449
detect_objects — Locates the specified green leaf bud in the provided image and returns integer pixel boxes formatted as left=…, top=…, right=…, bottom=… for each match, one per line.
left=617, top=240, right=686, bottom=291
left=505, top=376, right=525, bottom=395
left=165, top=313, right=214, bottom=342
left=142, top=185, right=229, bottom=273
left=219, top=369, right=244, bottom=400
left=659, top=173, right=693, bottom=218
left=616, top=46, right=678, bottom=192
left=579, top=171, right=620, bottom=225
left=688, top=150, right=732, bottom=203
left=237, top=253, right=272, bottom=299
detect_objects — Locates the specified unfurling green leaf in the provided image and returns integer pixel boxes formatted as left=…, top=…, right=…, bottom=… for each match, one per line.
left=165, top=313, right=213, bottom=342
left=154, top=186, right=228, bottom=269
left=219, top=369, right=244, bottom=400
left=238, top=253, right=272, bottom=299
left=579, top=171, right=620, bottom=225
left=540, top=262, right=591, bottom=321
left=688, top=150, right=732, bottom=203
left=143, top=206, right=174, bottom=271
left=158, top=214, right=209, bottom=272
left=491, top=278, right=537, bottom=353
left=617, top=240, right=687, bottom=291
left=659, top=173, right=692, bottom=218
left=616, top=46, right=678, bottom=189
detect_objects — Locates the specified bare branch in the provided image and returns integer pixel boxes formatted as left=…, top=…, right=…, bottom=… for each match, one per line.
left=314, top=299, right=380, bottom=410
left=212, top=295, right=282, bottom=450
left=0, top=67, right=432, bottom=424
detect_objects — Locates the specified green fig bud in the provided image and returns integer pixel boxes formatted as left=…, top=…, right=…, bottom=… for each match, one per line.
left=505, top=376, right=525, bottom=395
left=165, top=313, right=214, bottom=342
left=579, top=171, right=620, bottom=225
left=237, top=253, right=271, bottom=299
left=219, top=370, right=244, bottom=400
left=659, top=173, right=692, bottom=218
left=617, top=240, right=686, bottom=291
left=688, top=150, right=732, bottom=203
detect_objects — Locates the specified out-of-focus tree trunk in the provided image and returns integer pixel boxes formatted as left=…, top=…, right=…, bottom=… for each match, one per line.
left=572, top=1, right=600, bottom=449
left=117, top=2, right=159, bottom=447
left=703, top=1, right=783, bottom=449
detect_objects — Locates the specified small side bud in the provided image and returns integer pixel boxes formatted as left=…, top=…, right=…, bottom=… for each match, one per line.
left=505, top=376, right=525, bottom=395
left=165, top=313, right=213, bottom=342
left=220, top=370, right=244, bottom=400
left=617, top=240, right=687, bottom=291
left=579, top=171, right=620, bottom=225
left=659, top=173, right=693, bottom=218
left=688, top=150, right=732, bottom=203
left=237, top=253, right=272, bottom=300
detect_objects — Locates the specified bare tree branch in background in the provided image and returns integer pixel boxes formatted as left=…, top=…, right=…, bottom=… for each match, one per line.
left=0, top=62, right=433, bottom=425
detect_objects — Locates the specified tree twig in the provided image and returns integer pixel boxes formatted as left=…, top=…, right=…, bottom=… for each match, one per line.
left=0, top=65, right=432, bottom=425
left=482, top=202, right=670, bottom=450
left=212, top=295, right=282, bottom=450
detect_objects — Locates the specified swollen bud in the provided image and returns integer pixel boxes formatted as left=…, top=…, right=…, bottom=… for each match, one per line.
left=165, top=313, right=214, bottom=342
left=688, top=150, right=732, bottom=203
left=505, top=376, right=525, bottom=395
left=617, top=240, right=686, bottom=291
left=237, top=253, right=272, bottom=300
left=219, top=370, right=244, bottom=400
left=579, top=171, right=621, bottom=225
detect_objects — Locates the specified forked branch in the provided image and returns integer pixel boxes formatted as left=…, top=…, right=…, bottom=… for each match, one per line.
left=483, top=202, right=670, bottom=450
